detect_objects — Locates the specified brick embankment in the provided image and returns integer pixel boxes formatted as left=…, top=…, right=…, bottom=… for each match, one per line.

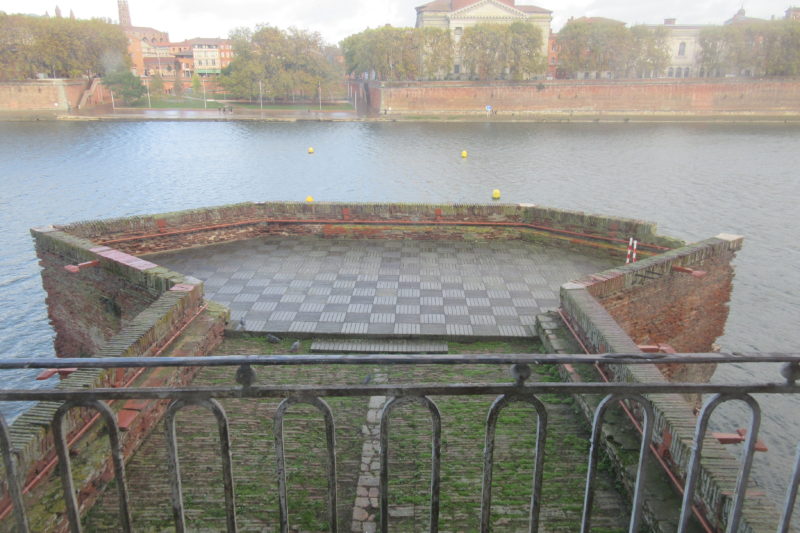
left=369, top=79, right=800, bottom=117
left=85, top=338, right=630, bottom=532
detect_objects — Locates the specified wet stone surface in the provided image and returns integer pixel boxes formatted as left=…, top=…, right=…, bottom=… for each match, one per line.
left=146, top=237, right=617, bottom=338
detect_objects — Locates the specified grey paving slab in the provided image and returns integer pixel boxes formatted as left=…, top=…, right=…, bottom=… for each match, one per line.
left=311, top=339, right=448, bottom=353
left=145, top=236, right=617, bottom=339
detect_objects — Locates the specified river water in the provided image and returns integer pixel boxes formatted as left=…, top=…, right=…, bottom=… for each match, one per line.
left=1, top=120, right=798, bottom=511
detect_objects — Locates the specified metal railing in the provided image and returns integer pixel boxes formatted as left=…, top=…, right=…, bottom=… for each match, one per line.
left=0, top=352, right=799, bottom=533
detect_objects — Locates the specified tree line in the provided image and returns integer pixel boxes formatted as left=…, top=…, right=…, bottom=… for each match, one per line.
left=0, top=12, right=128, bottom=81
left=341, top=23, right=545, bottom=81
left=219, top=25, right=341, bottom=102
left=698, top=20, right=800, bottom=76
left=556, top=18, right=670, bottom=78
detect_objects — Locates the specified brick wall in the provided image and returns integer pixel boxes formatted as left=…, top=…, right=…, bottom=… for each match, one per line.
left=32, top=228, right=188, bottom=357
left=2, top=228, right=228, bottom=532
left=368, top=79, right=800, bottom=116
left=556, top=234, right=781, bottom=532
left=58, top=201, right=682, bottom=258
left=0, top=80, right=89, bottom=111
left=583, top=235, right=742, bottom=380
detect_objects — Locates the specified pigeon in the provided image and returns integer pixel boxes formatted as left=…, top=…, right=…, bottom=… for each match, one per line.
left=289, top=341, right=301, bottom=353
left=237, top=317, right=246, bottom=331
left=362, top=373, right=372, bottom=385
left=266, top=333, right=282, bottom=344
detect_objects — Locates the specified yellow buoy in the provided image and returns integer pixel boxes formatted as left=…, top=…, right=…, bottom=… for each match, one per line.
left=308, top=147, right=314, bottom=154
left=306, top=196, right=314, bottom=203
left=461, top=150, right=468, bottom=158
left=492, top=189, right=501, bottom=200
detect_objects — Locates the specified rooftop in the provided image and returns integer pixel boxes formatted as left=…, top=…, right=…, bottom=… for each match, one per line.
left=145, top=237, right=615, bottom=339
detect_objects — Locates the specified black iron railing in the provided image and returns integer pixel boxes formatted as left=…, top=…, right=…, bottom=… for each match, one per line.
left=0, top=353, right=799, bottom=533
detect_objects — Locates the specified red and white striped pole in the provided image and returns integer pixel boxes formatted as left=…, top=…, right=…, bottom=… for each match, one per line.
left=632, top=239, right=638, bottom=263
left=626, top=238, right=633, bottom=264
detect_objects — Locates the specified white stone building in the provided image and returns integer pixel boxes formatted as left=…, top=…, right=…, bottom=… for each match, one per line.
left=415, top=0, right=552, bottom=75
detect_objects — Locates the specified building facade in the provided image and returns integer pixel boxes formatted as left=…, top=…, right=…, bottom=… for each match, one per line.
left=652, top=19, right=705, bottom=79
left=415, top=0, right=552, bottom=75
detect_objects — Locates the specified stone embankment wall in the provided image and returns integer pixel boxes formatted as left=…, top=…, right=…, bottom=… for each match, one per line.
left=368, top=79, right=800, bottom=116
left=0, top=80, right=90, bottom=111
left=557, top=234, right=780, bottom=532
left=0, top=227, right=227, bottom=532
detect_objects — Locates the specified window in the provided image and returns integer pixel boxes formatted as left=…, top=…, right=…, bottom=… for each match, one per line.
left=668, top=67, right=674, bottom=77
left=678, top=42, right=686, bottom=56
left=684, top=67, right=690, bottom=77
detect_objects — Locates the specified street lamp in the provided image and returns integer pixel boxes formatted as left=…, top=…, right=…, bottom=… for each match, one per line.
left=202, top=77, right=207, bottom=109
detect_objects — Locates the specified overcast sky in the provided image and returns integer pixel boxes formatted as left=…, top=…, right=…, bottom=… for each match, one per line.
left=4, top=0, right=793, bottom=44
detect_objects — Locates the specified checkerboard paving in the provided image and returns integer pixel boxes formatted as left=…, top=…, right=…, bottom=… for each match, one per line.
left=145, top=237, right=617, bottom=339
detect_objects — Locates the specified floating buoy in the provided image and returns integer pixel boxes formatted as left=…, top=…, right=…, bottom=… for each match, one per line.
left=308, top=147, right=314, bottom=154
left=492, top=189, right=501, bottom=200
left=306, top=196, right=314, bottom=203
left=461, top=150, right=468, bottom=158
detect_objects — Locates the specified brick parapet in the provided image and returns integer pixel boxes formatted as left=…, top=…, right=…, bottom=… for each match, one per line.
left=56, top=201, right=682, bottom=257
left=558, top=235, right=777, bottom=531
left=4, top=227, right=225, bottom=531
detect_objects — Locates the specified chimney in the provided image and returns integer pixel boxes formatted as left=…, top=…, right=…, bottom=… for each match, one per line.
left=664, top=18, right=676, bottom=25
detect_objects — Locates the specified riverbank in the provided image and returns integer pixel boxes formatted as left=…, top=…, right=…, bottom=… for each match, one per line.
left=3, top=108, right=800, bottom=124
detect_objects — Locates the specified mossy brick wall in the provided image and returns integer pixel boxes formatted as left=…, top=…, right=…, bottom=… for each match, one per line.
left=1, top=295, right=227, bottom=532
left=7, top=225, right=227, bottom=532
left=57, top=201, right=680, bottom=257
left=583, top=235, right=742, bottom=380
left=558, top=235, right=778, bottom=532
left=31, top=227, right=192, bottom=357
left=371, top=78, right=800, bottom=115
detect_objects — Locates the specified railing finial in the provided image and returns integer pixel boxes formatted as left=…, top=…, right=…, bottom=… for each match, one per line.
left=511, top=363, right=531, bottom=386
left=235, top=364, right=256, bottom=388
left=781, top=362, right=800, bottom=385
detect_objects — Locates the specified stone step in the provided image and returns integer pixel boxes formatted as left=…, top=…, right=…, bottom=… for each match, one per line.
left=310, top=339, right=448, bottom=354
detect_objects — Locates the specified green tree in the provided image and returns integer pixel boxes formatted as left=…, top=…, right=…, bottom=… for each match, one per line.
left=221, top=24, right=338, bottom=101
left=697, top=26, right=726, bottom=75
left=149, top=73, right=164, bottom=96
left=103, top=69, right=145, bottom=104
left=459, top=24, right=509, bottom=80
left=0, top=13, right=127, bottom=81
left=698, top=21, right=782, bottom=76
left=172, top=78, right=184, bottom=97
left=763, top=20, right=800, bottom=75
left=191, top=72, right=202, bottom=93
left=557, top=18, right=631, bottom=77
left=506, top=21, right=545, bottom=80
left=416, top=27, right=452, bottom=80
left=341, top=26, right=452, bottom=81
left=458, top=22, right=544, bottom=80
left=628, top=25, right=670, bottom=77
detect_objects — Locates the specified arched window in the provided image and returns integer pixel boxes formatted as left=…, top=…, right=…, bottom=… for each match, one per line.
left=678, top=42, right=686, bottom=56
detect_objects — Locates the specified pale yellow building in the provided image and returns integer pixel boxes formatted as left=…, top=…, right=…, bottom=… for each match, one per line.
left=415, top=0, right=552, bottom=75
